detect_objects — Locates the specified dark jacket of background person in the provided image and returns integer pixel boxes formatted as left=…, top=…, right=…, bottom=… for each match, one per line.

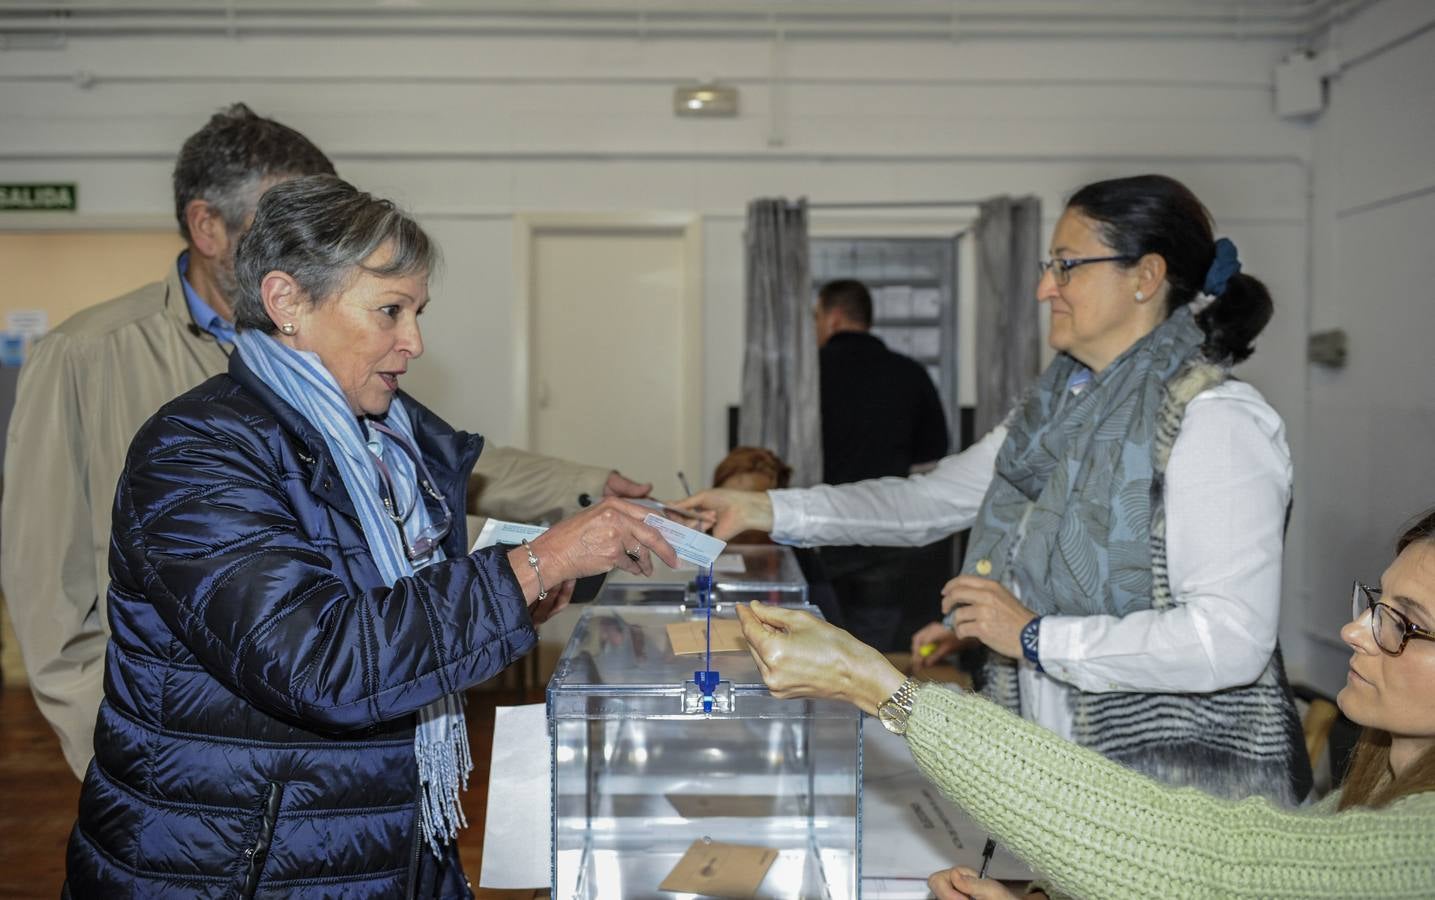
left=818, top=330, right=952, bottom=652
left=819, top=330, right=948, bottom=485
left=66, top=355, right=534, bottom=900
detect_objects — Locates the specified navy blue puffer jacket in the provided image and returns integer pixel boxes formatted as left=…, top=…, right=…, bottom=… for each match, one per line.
left=65, top=354, right=537, bottom=899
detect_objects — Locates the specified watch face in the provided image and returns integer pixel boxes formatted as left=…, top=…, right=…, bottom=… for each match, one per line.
left=878, top=703, right=907, bottom=734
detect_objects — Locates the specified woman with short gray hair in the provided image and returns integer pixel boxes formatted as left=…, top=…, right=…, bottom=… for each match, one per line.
left=64, top=174, right=677, bottom=898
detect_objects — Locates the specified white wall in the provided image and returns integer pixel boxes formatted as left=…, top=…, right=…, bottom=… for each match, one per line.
left=1300, top=0, right=1435, bottom=695
left=1, top=19, right=1354, bottom=678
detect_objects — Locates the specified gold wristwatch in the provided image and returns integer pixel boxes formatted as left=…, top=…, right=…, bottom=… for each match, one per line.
left=877, top=678, right=920, bottom=735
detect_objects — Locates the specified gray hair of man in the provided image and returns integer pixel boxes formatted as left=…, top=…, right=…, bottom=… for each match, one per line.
left=172, top=102, right=335, bottom=242
left=232, top=175, right=439, bottom=334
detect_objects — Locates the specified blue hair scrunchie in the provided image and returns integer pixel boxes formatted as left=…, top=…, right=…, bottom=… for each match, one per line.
left=1203, top=237, right=1241, bottom=296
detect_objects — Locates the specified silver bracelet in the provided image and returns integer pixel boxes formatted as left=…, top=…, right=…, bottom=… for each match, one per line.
left=521, top=539, right=548, bottom=603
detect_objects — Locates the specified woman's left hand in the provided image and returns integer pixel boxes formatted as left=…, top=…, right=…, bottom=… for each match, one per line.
left=928, top=866, right=1023, bottom=900
left=736, top=602, right=905, bottom=715
left=941, top=576, right=1036, bottom=661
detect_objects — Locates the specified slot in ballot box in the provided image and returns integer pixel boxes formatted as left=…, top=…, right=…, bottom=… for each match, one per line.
left=547, top=603, right=860, bottom=899
left=597, top=543, right=809, bottom=606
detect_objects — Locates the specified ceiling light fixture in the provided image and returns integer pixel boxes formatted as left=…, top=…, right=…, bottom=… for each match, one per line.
left=674, top=84, right=738, bottom=118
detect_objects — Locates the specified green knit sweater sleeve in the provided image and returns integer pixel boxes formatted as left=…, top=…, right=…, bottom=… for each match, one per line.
left=904, top=684, right=1435, bottom=899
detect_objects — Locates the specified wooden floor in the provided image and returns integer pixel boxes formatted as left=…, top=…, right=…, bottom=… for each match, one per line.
left=0, top=684, right=548, bottom=899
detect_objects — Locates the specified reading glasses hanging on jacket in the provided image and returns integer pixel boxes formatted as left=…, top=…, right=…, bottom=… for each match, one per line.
left=367, top=420, right=452, bottom=562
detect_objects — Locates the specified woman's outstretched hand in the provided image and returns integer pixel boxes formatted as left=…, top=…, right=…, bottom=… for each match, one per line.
left=672, top=488, right=771, bottom=540
left=736, top=601, right=904, bottom=715
left=506, top=498, right=680, bottom=607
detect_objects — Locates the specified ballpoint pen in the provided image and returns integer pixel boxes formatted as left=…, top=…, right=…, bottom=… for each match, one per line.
left=579, top=493, right=692, bottom=517
left=977, top=837, right=997, bottom=880
left=677, top=470, right=693, bottom=497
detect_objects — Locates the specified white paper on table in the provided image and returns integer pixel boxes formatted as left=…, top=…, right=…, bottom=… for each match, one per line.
left=478, top=703, right=551, bottom=889
left=862, top=724, right=1031, bottom=882
left=862, top=876, right=937, bottom=899
left=471, top=518, right=548, bottom=552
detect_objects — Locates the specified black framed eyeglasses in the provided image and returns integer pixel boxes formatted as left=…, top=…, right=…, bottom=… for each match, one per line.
left=368, top=421, right=452, bottom=562
left=1352, top=580, right=1435, bottom=656
left=1036, top=255, right=1137, bottom=286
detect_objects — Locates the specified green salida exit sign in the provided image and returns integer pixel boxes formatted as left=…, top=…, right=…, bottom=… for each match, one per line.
left=0, top=183, right=77, bottom=211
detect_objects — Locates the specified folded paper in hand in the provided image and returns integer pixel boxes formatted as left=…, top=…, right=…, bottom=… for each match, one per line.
left=643, top=513, right=726, bottom=568
left=472, top=518, right=547, bottom=552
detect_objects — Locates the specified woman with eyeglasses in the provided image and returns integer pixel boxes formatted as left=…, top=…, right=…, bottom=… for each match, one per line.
left=734, top=508, right=1435, bottom=899
left=679, top=174, right=1311, bottom=807
left=64, top=175, right=679, bottom=899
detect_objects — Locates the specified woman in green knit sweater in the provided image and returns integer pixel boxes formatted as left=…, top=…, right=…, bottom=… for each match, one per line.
left=737, top=510, right=1435, bottom=899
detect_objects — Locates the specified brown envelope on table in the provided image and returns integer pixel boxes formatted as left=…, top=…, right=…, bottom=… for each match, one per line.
left=658, top=839, right=777, bottom=898
left=666, top=619, right=748, bottom=656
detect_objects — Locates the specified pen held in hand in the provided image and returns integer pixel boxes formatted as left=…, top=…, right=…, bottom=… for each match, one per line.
left=579, top=493, right=696, bottom=521
left=977, top=837, right=997, bottom=880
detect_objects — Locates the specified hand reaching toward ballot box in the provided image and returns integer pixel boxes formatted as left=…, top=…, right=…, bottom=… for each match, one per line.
left=672, top=489, right=768, bottom=540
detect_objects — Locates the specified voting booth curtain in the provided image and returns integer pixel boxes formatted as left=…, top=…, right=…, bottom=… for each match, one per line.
left=739, top=194, right=1039, bottom=484
left=740, top=198, right=822, bottom=487
left=973, top=195, right=1043, bottom=437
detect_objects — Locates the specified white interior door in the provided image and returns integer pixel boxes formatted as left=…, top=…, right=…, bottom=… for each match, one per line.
left=528, top=223, right=697, bottom=501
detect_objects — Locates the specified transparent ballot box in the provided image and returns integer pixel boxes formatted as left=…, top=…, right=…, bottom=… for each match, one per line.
left=548, top=604, right=861, bottom=899
left=598, top=544, right=809, bottom=606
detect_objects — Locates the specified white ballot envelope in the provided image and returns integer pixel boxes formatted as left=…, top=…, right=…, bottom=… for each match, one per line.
left=472, top=518, right=548, bottom=551
left=478, top=704, right=551, bottom=889
left=643, top=513, right=726, bottom=568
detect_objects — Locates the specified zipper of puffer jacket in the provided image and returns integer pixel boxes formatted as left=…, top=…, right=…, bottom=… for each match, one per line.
left=241, top=781, right=284, bottom=899
left=405, top=789, right=423, bottom=898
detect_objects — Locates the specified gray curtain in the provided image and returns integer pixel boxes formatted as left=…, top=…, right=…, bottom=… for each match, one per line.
left=973, top=195, right=1043, bottom=437
left=739, top=198, right=822, bottom=486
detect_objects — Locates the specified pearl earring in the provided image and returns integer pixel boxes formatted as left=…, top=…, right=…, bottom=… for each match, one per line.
left=279, top=322, right=297, bottom=335
left=1134, top=290, right=1146, bottom=302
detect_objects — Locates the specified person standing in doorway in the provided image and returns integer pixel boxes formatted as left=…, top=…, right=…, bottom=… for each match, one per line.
left=813, top=278, right=951, bottom=650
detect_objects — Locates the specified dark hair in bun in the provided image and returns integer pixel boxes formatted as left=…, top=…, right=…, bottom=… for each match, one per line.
left=1067, top=174, right=1272, bottom=364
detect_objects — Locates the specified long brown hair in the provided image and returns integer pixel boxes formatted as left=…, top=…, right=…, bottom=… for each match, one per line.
left=1338, top=508, right=1435, bottom=810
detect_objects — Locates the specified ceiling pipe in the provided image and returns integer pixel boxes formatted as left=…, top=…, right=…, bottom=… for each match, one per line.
left=0, top=1, right=1353, bottom=43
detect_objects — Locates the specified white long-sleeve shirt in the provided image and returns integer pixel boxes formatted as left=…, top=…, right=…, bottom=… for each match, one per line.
left=770, top=380, right=1291, bottom=740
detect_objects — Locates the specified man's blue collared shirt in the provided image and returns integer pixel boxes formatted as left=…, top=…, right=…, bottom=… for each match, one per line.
left=178, top=252, right=237, bottom=345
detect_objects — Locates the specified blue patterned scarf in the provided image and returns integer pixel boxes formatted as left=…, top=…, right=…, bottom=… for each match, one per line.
left=961, top=303, right=1207, bottom=616
left=236, top=329, right=470, bottom=857
left=959, top=305, right=1311, bottom=804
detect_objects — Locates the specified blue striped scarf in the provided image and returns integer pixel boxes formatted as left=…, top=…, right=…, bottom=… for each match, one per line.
left=235, top=329, right=471, bottom=857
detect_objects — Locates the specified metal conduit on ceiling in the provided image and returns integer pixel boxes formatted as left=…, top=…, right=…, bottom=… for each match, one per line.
left=0, top=0, right=1378, bottom=42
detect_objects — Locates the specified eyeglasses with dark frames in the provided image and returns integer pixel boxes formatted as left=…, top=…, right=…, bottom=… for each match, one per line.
left=1036, top=255, right=1138, bottom=286
left=368, top=421, right=452, bottom=562
left=1351, top=580, right=1435, bottom=656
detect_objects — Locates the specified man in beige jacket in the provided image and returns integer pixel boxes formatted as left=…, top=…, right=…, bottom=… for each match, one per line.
left=1, top=103, right=642, bottom=779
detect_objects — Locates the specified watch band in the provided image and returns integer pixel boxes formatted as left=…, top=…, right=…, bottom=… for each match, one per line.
left=878, top=677, right=921, bottom=735
left=1020, top=615, right=1044, bottom=673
